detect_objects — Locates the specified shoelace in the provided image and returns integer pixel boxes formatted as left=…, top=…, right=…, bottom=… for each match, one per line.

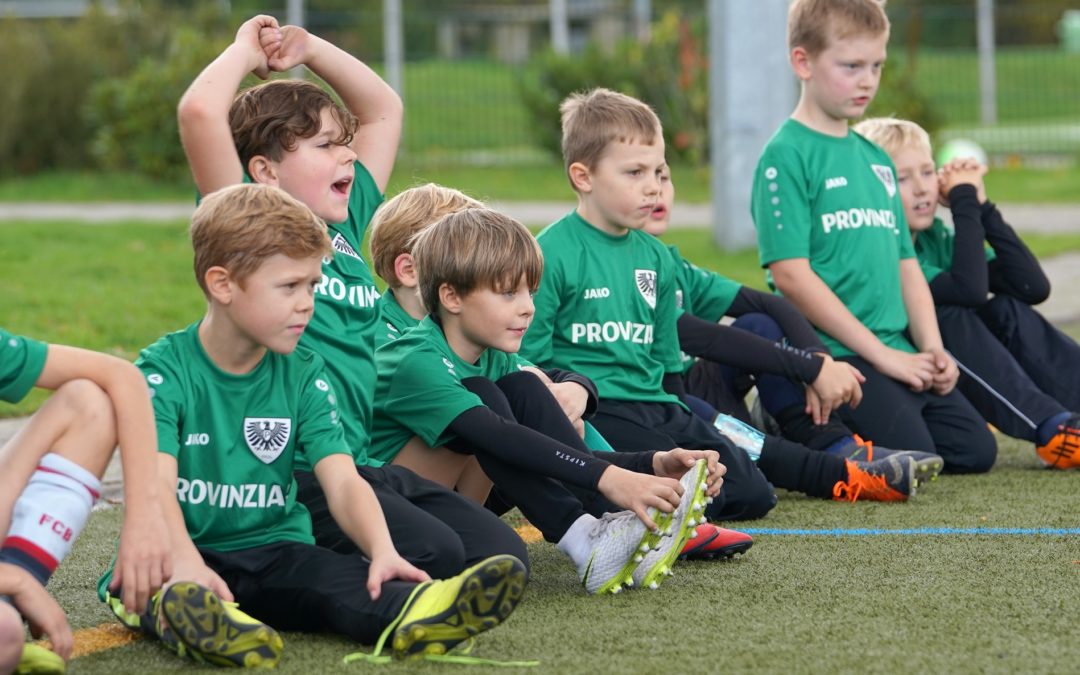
left=852, top=434, right=874, bottom=461
left=342, top=582, right=538, bottom=668
left=832, top=467, right=892, bottom=502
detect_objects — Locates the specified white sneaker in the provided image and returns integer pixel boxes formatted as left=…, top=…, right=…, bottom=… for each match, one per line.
left=631, top=459, right=710, bottom=590
left=577, top=510, right=664, bottom=594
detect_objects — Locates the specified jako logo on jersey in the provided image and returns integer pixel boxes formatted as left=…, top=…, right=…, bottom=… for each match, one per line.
left=871, top=165, right=897, bottom=197
left=582, top=287, right=610, bottom=299
left=570, top=322, right=654, bottom=344
left=635, top=269, right=657, bottom=309
left=185, top=433, right=210, bottom=446
left=331, top=233, right=362, bottom=261
left=176, top=478, right=286, bottom=509
left=820, top=208, right=897, bottom=235
left=243, top=418, right=292, bottom=464
left=316, top=275, right=380, bottom=308
left=825, top=176, right=848, bottom=190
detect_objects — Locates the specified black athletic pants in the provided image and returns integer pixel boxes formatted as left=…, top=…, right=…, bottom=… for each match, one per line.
left=835, top=355, right=997, bottom=473
left=295, top=463, right=528, bottom=579
left=938, top=295, right=1080, bottom=441
left=198, top=542, right=413, bottom=644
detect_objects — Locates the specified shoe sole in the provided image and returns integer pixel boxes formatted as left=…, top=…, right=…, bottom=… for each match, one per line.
left=681, top=539, right=753, bottom=561
left=393, top=554, right=527, bottom=658
left=160, top=582, right=284, bottom=668
left=634, top=460, right=710, bottom=589
left=584, top=514, right=671, bottom=594
left=15, top=643, right=65, bottom=675
left=912, top=456, right=944, bottom=482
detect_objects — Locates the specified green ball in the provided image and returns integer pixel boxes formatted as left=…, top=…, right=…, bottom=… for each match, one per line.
left=937, top=138, right=988, bottom=167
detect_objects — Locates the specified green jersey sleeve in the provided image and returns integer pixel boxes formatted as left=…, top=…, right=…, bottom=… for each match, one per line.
left=295, top=366, right=351, bottom=470
left=668, top=245, right=742, bottom=322
left=752, top=141, right=814, bottom=266
left=0, top=329, right=48, bottom=404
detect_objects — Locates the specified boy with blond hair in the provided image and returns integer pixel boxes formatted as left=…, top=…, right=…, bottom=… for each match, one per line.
left=751, top=0, right=996, bottom=474
left=179, top=15, right=527, bottom=582
left=1, top=330, right=172, bottom=673
left=372, top=206, right=722, bottom=593
left=855, top=116, right=1080, bottom=469
left=522, top=87, right=919, bottom=516
left=98, top=184, right=525, bottom=666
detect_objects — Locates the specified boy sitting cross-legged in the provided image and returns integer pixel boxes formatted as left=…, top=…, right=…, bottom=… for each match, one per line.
left=98, top=184, right=526, bottom=666
left=520, top=87, right=918, bottom=516
left=178, top=15, right=528, bottom=584
left=371, top=205, right=724, bottom=593
left=855, top=116, right=1080, bottom=469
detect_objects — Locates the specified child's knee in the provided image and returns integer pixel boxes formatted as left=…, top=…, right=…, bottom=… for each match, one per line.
left=496, top=370, right=548, bottom=399
left=460, top=377, right=513, bottom=419
left=942, top=425, right=998, bottom=474
left=732, top=313, right=784, bottom=342
left=52, top=379, right=116, bottom=441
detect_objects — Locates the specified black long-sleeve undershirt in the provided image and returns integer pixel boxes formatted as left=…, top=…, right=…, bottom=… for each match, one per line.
left=726, top=287, right=827, bottom=353
left=677, top=312, right=824, bottom=384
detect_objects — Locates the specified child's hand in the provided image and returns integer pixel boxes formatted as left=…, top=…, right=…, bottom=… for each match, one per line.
left=806, top=355, right=865, bottom=424
left=873, top=347, right=937, bottom=392
left=939, top=159, right=988, bottom=204
left=653, top=448, right=725, bottom=498
left=264, top=24, right=314, bottom=73
left=235, top=15, right=279, bottom=79
left=366, top=553, right=431, bottom=601
left=926, top=348, right=959, bottom=396
left=166, top=553, right=235, bottom=603
left=112, top=501, right=172, bottom=613
left=4, top=563, right=73, bottom=660
left=520, top=366, right=590, bottom=433
left=596, top=466, right=682, bottom=531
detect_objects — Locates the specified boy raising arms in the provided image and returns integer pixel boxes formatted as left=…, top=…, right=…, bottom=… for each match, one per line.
left=855, top=116, right=1080, bottom=469
left=522, top=87, right=918, bottom=517
left=178, top=16, right=526, bottom=581
left=752, top=0, right=996, bottom=473
left=99, top=184, right=525, bottom=665
left=0, top=331, right=171, bottom=673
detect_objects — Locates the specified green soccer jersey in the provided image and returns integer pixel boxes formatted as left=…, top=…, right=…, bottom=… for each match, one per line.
left=370, top=317, right=530, bottom=464
left=665, top=244, right=742, bottom=373
left=135, top=323, right=350, bottom=552
left=521, top=211, right=683, bottom=404
left=913, top=217, right=996, bottom=284
left=0, top=328, right=47, bottom=404
left=374, top=288, right=420, bottom=350
left=752, top=120, right=916, bottom=357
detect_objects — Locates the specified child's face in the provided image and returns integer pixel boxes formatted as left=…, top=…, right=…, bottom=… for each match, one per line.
left=643, top=168, right=674, bottom=236
left=454, top=276, right=535, bottom=357
left=801, top=31, right=888, bottom=122
left=578, top=138, right=667, bottom=235
left=268, top=107, right=357, bottom=224
left=228, top=253, right=324, bottom=355
left=892, top=143, right=939, bottom=232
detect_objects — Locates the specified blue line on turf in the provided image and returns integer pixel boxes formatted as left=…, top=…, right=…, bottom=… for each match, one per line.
left=739, top=527, right=1080, bottom=536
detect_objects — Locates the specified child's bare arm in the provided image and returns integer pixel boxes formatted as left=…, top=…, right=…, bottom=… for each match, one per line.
left=1, top=563, right=72, bottom=660
left=900, top=259, right=958, bottom=395
left=313, top=454, right=429, bottom=599
left=265, top=26, right=403, bottom=193
left=770, top=258, right=935, bottom=391
left=178, top=15, right=279, bottom=195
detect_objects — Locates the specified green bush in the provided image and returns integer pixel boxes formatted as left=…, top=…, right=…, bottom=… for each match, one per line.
left=865, top=58, right=943, bottom=140
left=518, top=10, right=709, bottom=165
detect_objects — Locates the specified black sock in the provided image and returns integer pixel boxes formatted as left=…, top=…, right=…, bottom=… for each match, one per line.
left=756, top=435, right=847, bottom=499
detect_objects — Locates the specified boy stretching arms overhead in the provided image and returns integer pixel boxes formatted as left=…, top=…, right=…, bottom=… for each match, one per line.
left=751, top=0, right=996, bottom=473
left=856, top=116, right=1080, bottom=469
left=521, top=87, right=918, bottom=515
left=98, top=184, right=525, bottom=666
left=178, top=15, right=527, bottom=583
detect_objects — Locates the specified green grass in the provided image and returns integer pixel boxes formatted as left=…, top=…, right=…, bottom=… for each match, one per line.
left=48, top=434, right=1080, bottom=673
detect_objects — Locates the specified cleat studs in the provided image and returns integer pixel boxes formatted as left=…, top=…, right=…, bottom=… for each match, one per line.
left=635, top=554, right=643, bottom=562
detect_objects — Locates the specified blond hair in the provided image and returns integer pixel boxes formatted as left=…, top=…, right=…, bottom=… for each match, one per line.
left=410, top=207, right=543, bottom=316
left=369, top=183, right=483, bottom=287
left=788, top=0, right=890, bottom=56
left=559, top=88, right=662, bottom=189
left=191, top=184, right=332, bottom=297
left=853, top=117, right=932, bottom=158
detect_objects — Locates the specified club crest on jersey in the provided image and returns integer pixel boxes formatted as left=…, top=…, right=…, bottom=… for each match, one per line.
left=243, top=418, right=292, bottom=464
left=635, top=269, right=657, bottom=309
left=331, top=233, right=362, bottom=261
left=871, top=165, right=896, bottom=198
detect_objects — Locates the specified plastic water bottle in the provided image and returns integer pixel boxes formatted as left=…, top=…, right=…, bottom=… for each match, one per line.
left=713, top=413, right=765, bottom=462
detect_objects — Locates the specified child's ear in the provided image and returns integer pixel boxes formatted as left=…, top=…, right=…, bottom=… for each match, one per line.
left=439, top=283, right=463, bottom=315
left=790, top=47, right=813, bottom=81
left=568, top=162, right=592, bottom=193
left=394, top=252, right=417, bottom=287
left=204, top=266, right=234, bottom=304
left=248, top=155, right=278, bottom=185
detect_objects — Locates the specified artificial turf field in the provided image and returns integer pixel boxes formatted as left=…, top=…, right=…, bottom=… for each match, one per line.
left=38, top=434, right=1080, bottom=674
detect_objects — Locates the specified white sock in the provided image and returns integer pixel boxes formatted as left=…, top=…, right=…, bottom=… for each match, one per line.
left=556, top=513, right=598, bottom=570
left=1, top=453, right=100, bottom=584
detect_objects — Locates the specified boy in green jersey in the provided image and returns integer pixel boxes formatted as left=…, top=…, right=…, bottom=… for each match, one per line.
left=99, top=184, right=526, bottom=665
left=521, top=87, right=918, bottom=516
left=751, top=0, right=996, bottom=474
left=0, top=328, right=172, bottom=673
left=856, top=116, right=1080, bottom=470
left=179, top=15, right=527, bottom=582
